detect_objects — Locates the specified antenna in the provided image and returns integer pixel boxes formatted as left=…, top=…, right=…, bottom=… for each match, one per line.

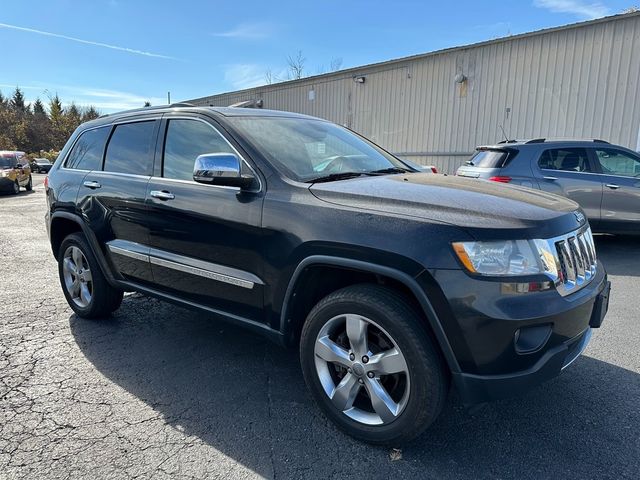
left=499, top=124, right=509, bottom=142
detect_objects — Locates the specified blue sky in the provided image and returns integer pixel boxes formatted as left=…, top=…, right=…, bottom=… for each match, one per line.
left=0, top=0, right=632, bottom=113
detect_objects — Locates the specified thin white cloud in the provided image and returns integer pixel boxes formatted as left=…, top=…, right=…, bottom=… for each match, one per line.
left=224, top=64, right=267, bottom=89
left=533, top=0, right=610, bottom=19
left=212, top=22, right=273, bottom=39
left=0, top=22, right=178, bottom=59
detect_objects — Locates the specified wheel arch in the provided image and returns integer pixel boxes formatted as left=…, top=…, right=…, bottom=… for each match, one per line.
left=280, top=255, right=461, bottom=374
left=49, top=211, right=120, bottom=287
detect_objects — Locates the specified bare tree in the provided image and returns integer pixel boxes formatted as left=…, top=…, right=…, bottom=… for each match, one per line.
left=330, top=57, right=343, bottom=71
left=264, top=68, right=274, bottom=85
left=286, top=50, right=306, bottom=80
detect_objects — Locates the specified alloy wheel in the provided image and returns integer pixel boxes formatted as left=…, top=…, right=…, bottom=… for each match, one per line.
left=314, top=314, right=410, bottom=425
left=62, top=246, right=93, bottom=308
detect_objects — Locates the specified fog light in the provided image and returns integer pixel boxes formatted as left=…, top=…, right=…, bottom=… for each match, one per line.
left=514, top=324, right=552, bottom=354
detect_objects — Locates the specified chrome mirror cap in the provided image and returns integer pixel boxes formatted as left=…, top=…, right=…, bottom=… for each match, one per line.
left=193, top=153, right=254, bottom=188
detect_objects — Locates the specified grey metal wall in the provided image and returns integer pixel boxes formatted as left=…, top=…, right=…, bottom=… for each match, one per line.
left=188, top=13, right=640, bottom=174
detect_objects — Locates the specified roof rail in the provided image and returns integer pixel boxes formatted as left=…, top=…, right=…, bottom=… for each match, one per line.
left=497, top=139, right=519, bottom=144
left=229, top=99, right=264, bottom=108
left=525, top=138, right=546, bottom=144
left=170, top=102, right=195, bottom=107
left=593, top=139, right=609, bottom=143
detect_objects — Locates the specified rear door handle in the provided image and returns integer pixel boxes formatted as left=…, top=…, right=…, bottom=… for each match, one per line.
left=543, top=176, right=558, bottom=181
left=150, top=190, right=175, bottom=200
left=605, top=184, right=620, bottom=189
left=83, top=180, right=101, bottom=189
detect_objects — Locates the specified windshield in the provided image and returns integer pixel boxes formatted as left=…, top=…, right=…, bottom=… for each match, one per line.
left=36, top=159, right=51, bottom=164
left=0, top=153, right=16, bottom=169
left=229, top=117, right=410, bottom=182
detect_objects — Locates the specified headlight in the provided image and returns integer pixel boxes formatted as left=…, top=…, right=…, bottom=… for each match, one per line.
left=452, top=240, right=544, bottom=276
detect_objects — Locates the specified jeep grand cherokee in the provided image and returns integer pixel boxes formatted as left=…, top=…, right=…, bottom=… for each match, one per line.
left=45, top=106, right=610, bottom=444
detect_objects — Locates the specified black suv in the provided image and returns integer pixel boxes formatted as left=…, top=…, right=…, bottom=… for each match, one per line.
left=45, top=106, right=610, bottom=444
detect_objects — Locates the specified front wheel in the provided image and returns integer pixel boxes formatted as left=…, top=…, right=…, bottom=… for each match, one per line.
left=12, top=181, right=20, bottom=194
left=58, top=233, right=123, bottom=318
left=300, top=284, right=449, bottom=445
left=25, top=175, right=32, bottom=191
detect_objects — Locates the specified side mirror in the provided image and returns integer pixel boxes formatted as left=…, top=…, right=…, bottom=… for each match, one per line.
left=15, top=164, right=23, bottom=169
left=193, top=153, right=254, bottom=188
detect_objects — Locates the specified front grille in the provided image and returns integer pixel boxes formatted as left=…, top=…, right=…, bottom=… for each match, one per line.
left=553, top=228, right=597, bottom=296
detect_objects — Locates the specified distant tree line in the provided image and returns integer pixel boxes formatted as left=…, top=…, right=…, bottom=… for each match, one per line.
left=0, top=87, right=100, bottom=158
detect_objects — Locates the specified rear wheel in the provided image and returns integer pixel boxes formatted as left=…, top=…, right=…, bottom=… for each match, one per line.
left=58, top=233, right=123, bottom=318
left=12, top=181, right=19, bottom=194
left=300, top=284, right=449, bottom=444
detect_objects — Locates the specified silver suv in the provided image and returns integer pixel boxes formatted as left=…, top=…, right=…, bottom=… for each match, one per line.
left=456, top=139, right=640, bottom=234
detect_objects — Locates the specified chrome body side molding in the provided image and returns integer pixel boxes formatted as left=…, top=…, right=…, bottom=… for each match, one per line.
left=106, top=240, right=262, bottom=290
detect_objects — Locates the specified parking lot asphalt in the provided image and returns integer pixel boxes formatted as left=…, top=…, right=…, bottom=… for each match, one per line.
left=1, top=174, right=638, bottom=479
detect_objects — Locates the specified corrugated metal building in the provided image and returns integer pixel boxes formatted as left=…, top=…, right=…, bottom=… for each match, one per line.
left=187, top=12, right=640, bottom=173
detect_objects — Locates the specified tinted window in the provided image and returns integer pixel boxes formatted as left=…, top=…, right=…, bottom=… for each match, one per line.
left=104, top=121, right=156, bottom=175
left=467, top=149, right=511, bottom=168
left=595, top=149, right=640, bottom=177
left=0, top=153, right=16, bottom=168
left=538, top=148, right=591, bottom=172
left=163, top=119, right=235, bottom=181
left=65, top=127, right=110, bottom=170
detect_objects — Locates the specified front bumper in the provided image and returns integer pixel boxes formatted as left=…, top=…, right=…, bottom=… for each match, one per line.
left=424, top=263, right=609, bottom=405
left=453, top=326, right=593, bottom=405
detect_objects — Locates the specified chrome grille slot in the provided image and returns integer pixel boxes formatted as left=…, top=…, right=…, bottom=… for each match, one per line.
left=551, top=227, right=597, bottom=296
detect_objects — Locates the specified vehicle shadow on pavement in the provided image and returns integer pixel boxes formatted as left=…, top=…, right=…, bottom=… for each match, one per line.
left=594, top=234, right=640, bottom=277
left=69, top=295, right=639, bottom=479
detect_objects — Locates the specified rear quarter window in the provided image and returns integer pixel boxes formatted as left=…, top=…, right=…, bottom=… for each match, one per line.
left=467, top=149, right=512, bottom=168
left=65, top=127, right=110, bottom=170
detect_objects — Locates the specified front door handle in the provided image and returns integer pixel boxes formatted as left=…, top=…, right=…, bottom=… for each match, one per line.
left=150, top=190, right=175, bottom=201
left=543, top=176, right=558, bottom=181
left=605, top=184, right=620, bottom=190
left=83, top=180, right=101, bottom=189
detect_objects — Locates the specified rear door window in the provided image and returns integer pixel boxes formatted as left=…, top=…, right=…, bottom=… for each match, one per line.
left=538, top=148, right=591, bottom=172
left=104, top=121, right=156, bottom=175
left=467, top=150, right=511, bottom=168
left=65, top=127, right=110, bottom=170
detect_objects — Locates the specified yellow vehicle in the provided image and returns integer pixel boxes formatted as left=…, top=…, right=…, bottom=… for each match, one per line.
left=0, top=151, right=32, bottom=194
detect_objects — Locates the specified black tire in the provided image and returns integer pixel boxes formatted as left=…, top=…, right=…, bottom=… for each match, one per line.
left=12, top=180, right=20, bottom=194
left=58, top=233, right=123, bottom=318
left=25, top=175, right=32, bottom=191
left=300, top=284, right=449, bottom=445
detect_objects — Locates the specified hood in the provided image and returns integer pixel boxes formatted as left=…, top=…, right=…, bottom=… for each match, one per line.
left=309, top=173, right=585, bottom=240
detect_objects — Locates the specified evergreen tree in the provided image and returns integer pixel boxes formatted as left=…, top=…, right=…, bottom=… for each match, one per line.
left=48, top=94, right=67, bottom=150
left=10, top=87, right=27, bottom=113
left=81, top=106, right=100, bottom=122
left=32, top=98, right=46, bottom=116
left=0, top=87, right=100, bottom=153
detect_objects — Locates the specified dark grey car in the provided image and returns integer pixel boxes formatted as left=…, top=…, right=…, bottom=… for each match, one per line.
left=456, top=139, right=640, bottom=234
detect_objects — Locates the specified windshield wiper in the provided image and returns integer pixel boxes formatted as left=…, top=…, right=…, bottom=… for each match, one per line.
left=307, top=172, right=368, bottom=183
left=368, top=167, right=411, bottom=174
